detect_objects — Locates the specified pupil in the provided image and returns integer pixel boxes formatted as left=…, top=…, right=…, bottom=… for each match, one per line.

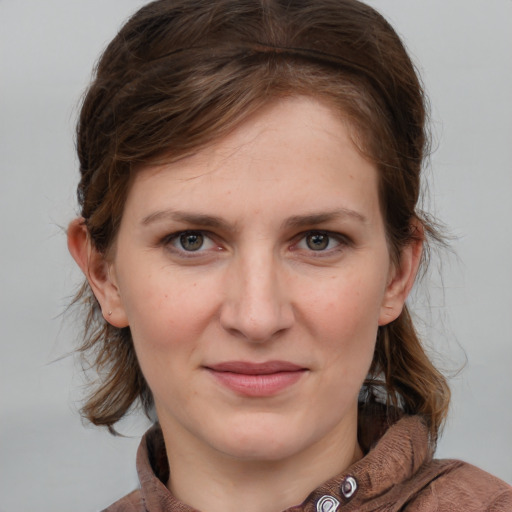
left=307, top=233, right=329, bottom=250
left=180, top=233, right=204, bottom=251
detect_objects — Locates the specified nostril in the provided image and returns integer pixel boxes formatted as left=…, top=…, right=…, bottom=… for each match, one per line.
left=220, top=306, right=293, bottom=343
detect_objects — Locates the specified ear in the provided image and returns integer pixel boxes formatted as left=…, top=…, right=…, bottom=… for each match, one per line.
left=378, top=227, right=423, bottom=326
left=67, top=218, right=129, bottom=328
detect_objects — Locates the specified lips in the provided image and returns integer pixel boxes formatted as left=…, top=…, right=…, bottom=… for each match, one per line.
left=204, top=361, right=307, bottom=397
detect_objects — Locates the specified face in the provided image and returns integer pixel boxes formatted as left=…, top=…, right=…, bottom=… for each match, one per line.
left=93, top=96, right=415, bottom=464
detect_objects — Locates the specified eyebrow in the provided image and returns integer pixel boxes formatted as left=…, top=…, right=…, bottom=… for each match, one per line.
left=141, top=207, right=367, bottom=230
left=141, top=210, right=232, bottom=230
left=282, top=208, right=368, bottom=229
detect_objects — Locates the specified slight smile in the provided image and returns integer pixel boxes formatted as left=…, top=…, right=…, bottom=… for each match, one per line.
left=204, top=361, right=309, bottom=397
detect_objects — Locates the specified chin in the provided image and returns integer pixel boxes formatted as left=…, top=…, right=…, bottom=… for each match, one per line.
left=209, top=419, right=315, bottom=462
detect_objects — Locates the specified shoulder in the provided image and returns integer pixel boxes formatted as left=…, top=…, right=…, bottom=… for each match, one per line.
left=101, top=489, right=144, bottom=512
left=406, top=459, right=512, bottom=511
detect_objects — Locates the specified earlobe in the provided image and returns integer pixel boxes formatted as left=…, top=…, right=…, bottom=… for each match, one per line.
left=67, top=218, right=129, bottom=328
left=378, top=234, right=423, bottom=326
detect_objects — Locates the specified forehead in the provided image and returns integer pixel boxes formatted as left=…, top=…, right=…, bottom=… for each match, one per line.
left=123, top=96, right=381, bottom=225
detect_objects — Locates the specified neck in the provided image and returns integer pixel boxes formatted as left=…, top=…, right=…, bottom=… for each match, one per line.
left=160, top=416, right=363, bottom=512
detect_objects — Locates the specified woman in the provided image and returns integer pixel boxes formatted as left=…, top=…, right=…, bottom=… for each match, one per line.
left=67, top=0, right=512, bottom=510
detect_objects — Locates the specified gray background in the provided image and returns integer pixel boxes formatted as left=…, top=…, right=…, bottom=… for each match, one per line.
left=1, top=1, right=511, bottom=510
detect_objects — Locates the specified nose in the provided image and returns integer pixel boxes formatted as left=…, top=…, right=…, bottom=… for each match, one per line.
left=219, top=249, right=295, bottom=343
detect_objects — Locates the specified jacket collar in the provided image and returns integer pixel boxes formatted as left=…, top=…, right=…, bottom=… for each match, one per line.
left=135, top=414, right=432, bottom=511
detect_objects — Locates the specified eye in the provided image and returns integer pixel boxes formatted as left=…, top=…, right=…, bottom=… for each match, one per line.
left=179, top=232, right=205, bottom=251
left=293, top=230, right=348, bottom=254
left=305, top=232, right=330, bottom=251
left=165, top=230, right=217, bottom=253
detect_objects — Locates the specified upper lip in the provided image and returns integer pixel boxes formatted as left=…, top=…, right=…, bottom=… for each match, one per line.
left=205, top=361, right=306, bottom=375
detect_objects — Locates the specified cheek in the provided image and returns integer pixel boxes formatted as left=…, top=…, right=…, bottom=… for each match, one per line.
left=303, top=272, right=385, bottom=342
left=122, top=273, right=218, bottom=403
left=118, top=268, right=218, bottom=357
left=300, top=270, right=386, bottom=387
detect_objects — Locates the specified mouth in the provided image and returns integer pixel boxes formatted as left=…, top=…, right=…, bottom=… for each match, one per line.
left=204, top=361, right=308, bottom=397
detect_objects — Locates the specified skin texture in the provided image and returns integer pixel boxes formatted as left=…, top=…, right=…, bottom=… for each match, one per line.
left=68, top=96, right=422, bottom=512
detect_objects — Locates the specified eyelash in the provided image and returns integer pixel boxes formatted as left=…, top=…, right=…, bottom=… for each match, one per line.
left=160, top=230, right=351, bottom=258
left=161, top=230, right=220, bottom=258
left=292, top=230, right=351, bottom=256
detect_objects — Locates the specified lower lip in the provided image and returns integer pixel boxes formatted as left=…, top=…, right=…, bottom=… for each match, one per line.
left=207, top=370, right=306, bottom=397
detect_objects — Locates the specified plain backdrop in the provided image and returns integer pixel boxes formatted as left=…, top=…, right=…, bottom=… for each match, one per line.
left=1, top=1, right=511, bottom=510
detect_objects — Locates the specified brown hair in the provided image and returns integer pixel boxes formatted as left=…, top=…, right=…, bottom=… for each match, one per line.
left=74, top=0, right=450, bottom=439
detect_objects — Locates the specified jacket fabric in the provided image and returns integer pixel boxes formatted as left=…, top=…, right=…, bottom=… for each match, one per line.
left=104, top=414, right=512, bottom=511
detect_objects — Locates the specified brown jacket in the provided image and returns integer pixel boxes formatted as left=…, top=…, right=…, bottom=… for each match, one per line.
left=104, top=415, right=512, bottom=511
